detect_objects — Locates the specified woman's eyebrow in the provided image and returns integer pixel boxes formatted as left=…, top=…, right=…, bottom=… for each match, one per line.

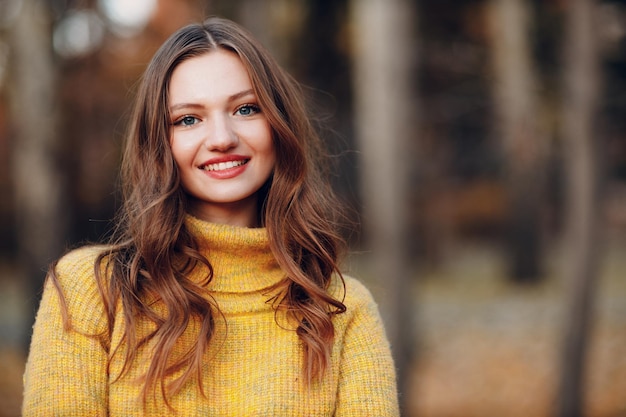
left=228, top=89, right=255, bottom=102
left=169, top=103, right=204, bottom=112
left=169, top=89, right=256, bottom=112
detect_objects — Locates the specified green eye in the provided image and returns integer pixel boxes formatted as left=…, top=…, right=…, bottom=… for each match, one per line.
left=174, top=116, right=199, bottom=126
left=236, top=104, right=260, bottom=116
left=181, top=116, right=197, bottom=125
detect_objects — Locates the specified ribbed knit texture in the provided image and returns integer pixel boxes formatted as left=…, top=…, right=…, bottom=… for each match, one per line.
left=23, top=215, right=399, bottom=416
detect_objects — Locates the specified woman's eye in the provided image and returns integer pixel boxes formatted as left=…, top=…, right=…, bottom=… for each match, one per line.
left=235, top=104, right=260, bottom=116
left=174, top=116, right=199, bottom=126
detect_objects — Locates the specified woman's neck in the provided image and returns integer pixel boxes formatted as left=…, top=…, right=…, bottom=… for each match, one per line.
left=187, top=197, right=260, bottom=228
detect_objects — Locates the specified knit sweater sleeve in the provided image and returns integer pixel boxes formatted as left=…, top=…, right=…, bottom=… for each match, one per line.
left=334, top=277, right=400, bottom=416
left=22, top=247, right=110, bottom=416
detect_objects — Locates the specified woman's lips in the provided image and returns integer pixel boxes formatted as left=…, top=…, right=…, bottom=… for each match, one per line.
left=199, top=157, right=250, bottom=179
left=202, top=159, right=248, bottom=171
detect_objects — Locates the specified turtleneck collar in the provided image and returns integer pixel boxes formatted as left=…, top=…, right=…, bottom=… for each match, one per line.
left=184, top=214, right=285, bottom=295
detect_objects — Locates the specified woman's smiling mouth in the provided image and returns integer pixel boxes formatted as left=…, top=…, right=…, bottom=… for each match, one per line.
left=201, top=159, right=249, bottom=171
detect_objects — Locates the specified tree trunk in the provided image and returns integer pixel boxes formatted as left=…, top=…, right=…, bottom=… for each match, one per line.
left=557, top=0, right=601, bottom=416
left=487, top=0, right=548, bottom=283
left=7, top=0, right=66, bottom=348
left=350, top=0, right=416, bottom=410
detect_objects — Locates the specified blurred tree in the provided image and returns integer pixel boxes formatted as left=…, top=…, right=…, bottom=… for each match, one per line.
left=487, top=0, right=548, bottom=282
left=557, top=0, right=602, bottom=416
left=293, top=0, right=357, bottom=223
left=233, top=0, right=305, bottom=67
left=6, top=0, right=66, bottom=347
left=350, top=0, right=416, bottom=410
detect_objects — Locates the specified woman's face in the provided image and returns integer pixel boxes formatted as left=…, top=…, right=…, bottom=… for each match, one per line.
left=168, top=50, right=275, bottom=227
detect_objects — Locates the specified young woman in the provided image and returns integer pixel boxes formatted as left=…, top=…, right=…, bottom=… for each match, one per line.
left=22, top=17, right=399, bottom=416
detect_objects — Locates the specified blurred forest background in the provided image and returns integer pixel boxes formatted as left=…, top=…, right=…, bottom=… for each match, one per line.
left=0, top=0, right=625, bottom=416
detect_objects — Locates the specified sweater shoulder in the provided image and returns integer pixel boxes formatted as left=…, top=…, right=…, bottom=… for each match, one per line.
left=56, top=245, right=106, bottom=275
left=54, top=245, right=108, bottom=292
left=48, top=245, right=109, bottom=333
left=331, top=274, right=380, bottom=312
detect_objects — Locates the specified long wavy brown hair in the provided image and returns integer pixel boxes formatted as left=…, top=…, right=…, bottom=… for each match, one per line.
left=49, top=16, right=348, bottom=405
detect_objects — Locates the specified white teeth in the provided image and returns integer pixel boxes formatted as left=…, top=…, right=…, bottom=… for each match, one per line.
left=203, top=160, right=246, bottom=171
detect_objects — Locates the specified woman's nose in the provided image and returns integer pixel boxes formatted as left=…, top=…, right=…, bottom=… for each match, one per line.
left=204, top=114, right=238, bottom=151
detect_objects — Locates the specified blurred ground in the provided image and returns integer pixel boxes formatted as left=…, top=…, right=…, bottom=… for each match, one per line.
left=0, top=348, right=23, bottom=417
left=0, top=241, right=625, bottom=417
left=406, top=239, right=626, bottom=417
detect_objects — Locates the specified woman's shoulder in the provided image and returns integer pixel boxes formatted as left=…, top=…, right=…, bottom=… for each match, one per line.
left=42, top=245, right=111, bottom=334
left=56, top=245, right=108, bottom=270
left=331, top=274, right=380, bottom=311
left=330, top=274, right=388, bottom=335
left=52, top=245, right=111, bottom=299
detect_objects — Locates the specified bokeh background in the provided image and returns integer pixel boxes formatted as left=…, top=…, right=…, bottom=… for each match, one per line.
left=1, top=0, right=625, bottom=416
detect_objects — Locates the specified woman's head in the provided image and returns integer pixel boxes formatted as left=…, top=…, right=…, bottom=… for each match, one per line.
left=168, top=49, right=276, bottom=227
left=123, top=17, right=315, bottom=226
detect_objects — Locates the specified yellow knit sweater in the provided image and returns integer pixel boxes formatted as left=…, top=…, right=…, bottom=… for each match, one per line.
left=23, top=216, right=399, bottom=416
